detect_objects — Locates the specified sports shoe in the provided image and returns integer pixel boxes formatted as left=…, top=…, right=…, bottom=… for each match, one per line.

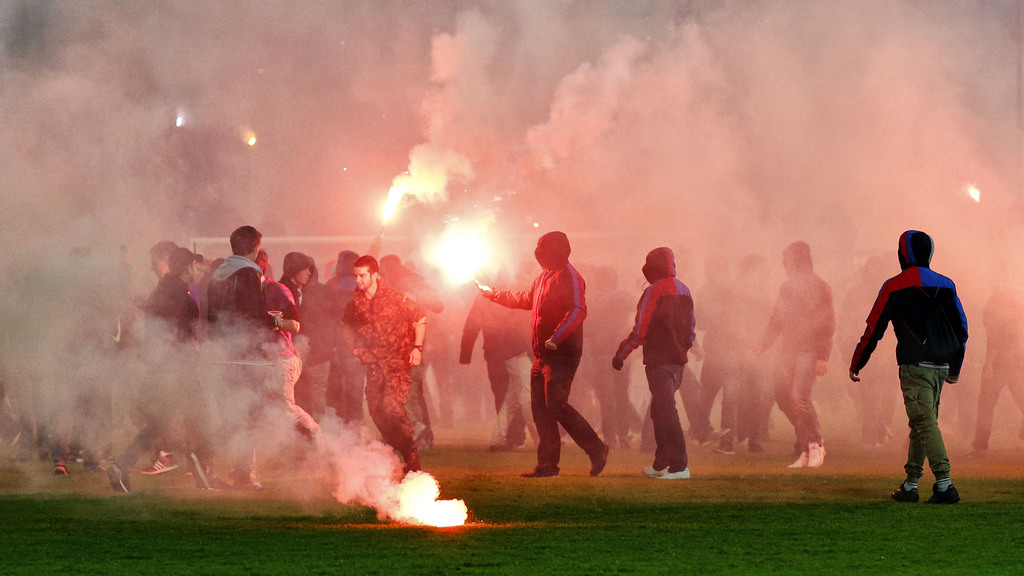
left=965, top=449, right=986, bottom=459
left=589, top=443, right=610, bottom=477
left=231, top=478, right=264, bottom=491
left=714, top=442, right=735, bottom=455
left=52, top=464, right=69, bottom=476
left=642, top=466, right=668, bottom=478
left=521, top=467, right=559, bottom=478
left=788, top=451, right=809, bottom=468
left=107, top=464, right=131, bottom=493
left=140, top=451, right=178, bottom=475
left=891, top=484, right=919, bottom=503
left=925, top=483, right=961, bottom=504
left=659, top=468, right=691, bottom=480
left=699, top=428, right=730, bottom=447
left=807, top=443, right=826, bottom=468
left=190, top=453, right=227, bottom=490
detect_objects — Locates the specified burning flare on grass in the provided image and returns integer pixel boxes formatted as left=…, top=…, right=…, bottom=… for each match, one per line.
left=327, top=424, right=467, bottom=527
left=393, top=471, right=468, bottom=527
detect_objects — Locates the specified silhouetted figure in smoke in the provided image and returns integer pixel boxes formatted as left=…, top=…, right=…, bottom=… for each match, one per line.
left=479, top=231, right=608, bottom=478
left=48, top=247, right=118, bottom=477
left=460, top=272, right=535, bottom=451
left=380, top=254, right=443, bottom=450
left=732, top=254, right=774, bottom=451
left=612, top=247, right=695, bottom=480
left=581, top=266, right=640, bottom=449
left=106, top=248, right=213, bottom=493
left=697, top=255, right=755, bottom=455
left=755, top=241, right=835, bottom=469
left=343, top=255, right=427, bottom=473
left=136, top=240, right=183, bottom=476
left=204, top=226, right=299, bottom=490
left=840, top=255, right=899, bottom=447
left=850, top=230, right=968, bottom=504
left=967, top=274, right=1024, bottom=458
left=325, top=250, right=365, bottom=424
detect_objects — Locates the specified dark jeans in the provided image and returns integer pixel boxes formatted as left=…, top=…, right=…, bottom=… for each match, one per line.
left=531, top=356, right=603, bottom=472
left=646, top=364, right=689, bottom=472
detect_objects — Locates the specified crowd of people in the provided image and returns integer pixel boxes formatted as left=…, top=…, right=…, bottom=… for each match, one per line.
left=1, top=224, right=1018, bottom=504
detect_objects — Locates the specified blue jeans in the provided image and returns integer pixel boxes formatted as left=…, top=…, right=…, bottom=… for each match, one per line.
left=646, top=364, right=689, bottom=472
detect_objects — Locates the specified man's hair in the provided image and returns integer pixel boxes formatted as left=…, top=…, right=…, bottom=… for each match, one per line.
left=353, top=254, right=379, bottom=274
left=229, top=226, right=262, bottom=256
left=149, top=240, right=178, bottom=262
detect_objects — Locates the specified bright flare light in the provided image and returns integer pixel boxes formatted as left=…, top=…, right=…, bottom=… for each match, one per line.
left=425, top=222, right=493, bottom=285
left=967, top=185, right=981, bottom=203
left=381, top=181, right=410, bottom=224
left=395, top=471, right=468, bottom=527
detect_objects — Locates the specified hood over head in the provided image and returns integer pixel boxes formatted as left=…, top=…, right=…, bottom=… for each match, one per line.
left=898, top=230, right=934, bottom=270
left=534, top=231, right=571, bottom=270
left=282, top=252, right=315, bottom=280
left=335, top=250, right=359, bottom=277
left=642, top=247, right=676, bottom=284
left=782, top=241, right=814, bottom=276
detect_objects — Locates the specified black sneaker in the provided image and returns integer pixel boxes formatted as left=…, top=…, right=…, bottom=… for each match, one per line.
left=589, top=443, right=610, bottom=477
left=521, top=467, right=559, bottom=478
left=891, top=484, right=919, bottom=503
left=925, top=483, right=960, bottom=504
left=107, top=464, right=131, bottom=493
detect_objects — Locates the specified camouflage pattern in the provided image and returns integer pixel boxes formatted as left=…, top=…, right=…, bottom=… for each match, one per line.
left=343, top=281, right=425, bottom=469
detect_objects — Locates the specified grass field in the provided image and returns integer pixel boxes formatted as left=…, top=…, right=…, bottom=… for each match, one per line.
left=1, top=431, right=1022, bottom=575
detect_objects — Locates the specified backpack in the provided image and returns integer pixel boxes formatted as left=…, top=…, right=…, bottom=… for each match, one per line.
left=917, top=286, right=960, bottom=361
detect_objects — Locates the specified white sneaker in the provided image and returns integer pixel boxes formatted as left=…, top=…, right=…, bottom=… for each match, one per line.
left=659, top=468, right=691, bottom=480
left=642, top=466, right=667, bottom=478
left=807, top=443, right=826, bottom=468
left=788, top=451, right=809, bottom=468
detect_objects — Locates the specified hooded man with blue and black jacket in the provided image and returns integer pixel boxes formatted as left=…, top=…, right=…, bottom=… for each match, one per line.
left=612, top=247, right=694, bottom=479
left=850, top=230, right=968, bottom=504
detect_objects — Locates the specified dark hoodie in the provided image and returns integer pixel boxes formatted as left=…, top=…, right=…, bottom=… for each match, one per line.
left=758, top=241, right=836, bottom=360
left=850, top=230, right=969, bottom=375
left=281, top=252, right=315, bottom=309
left=614, top=247, right=695, bottom=366
left=490, top=231, right=586, bottom=358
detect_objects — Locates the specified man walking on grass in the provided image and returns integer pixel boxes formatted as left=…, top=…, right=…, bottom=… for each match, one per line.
left=850, top=230, right=968, bottom=504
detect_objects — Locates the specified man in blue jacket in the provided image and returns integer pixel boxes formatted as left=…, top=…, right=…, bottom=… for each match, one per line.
left=612, top=247, right=695, bottom=480
left=850, top=230, right=968, bottom=504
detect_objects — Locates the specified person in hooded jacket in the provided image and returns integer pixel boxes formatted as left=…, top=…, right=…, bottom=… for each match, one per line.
left=612, top=248, right=695, bottom=479
left=850, top=230, right=968, bottom=504
left=755, top=241, right=835, bottom=469
left=479, top=231, right=609, bottom=478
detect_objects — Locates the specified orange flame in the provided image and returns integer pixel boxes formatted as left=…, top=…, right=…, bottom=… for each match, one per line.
left=395, top=471, right=468, bottom=527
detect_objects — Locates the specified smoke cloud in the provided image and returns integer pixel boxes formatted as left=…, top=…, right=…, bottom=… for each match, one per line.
left=3, top=1, right=1023, bottom=496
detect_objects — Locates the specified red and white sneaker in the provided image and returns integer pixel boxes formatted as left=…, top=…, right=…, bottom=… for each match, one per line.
left=140, top=451, right=178, bottom=475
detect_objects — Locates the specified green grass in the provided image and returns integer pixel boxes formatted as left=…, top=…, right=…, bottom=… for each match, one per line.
left=1, top=434, right=1022, bottom=575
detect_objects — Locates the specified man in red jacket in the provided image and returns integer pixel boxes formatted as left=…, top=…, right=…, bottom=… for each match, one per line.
left=479, top=232, right=608, bottom=478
